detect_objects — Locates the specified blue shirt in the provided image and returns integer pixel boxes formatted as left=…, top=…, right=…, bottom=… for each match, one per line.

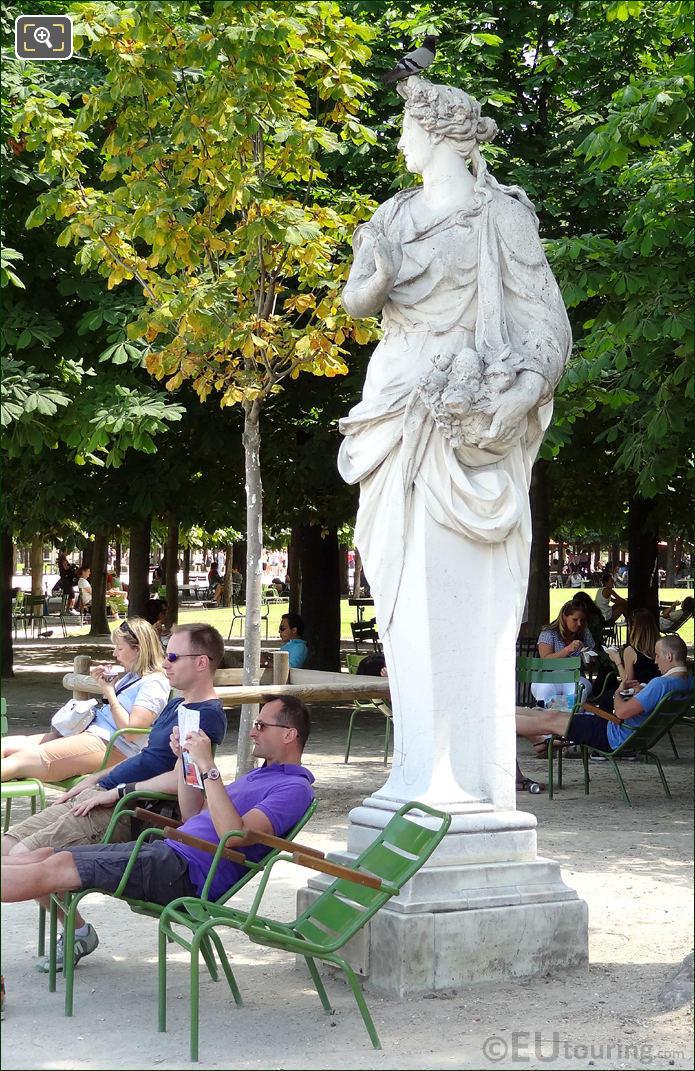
left=98, top=698, right=226, bottom=789
left=607, top=674, right=692, bottom=749
left=167, top=763, right=315, bottom=901
left=280, top=638, right=308, bottom=668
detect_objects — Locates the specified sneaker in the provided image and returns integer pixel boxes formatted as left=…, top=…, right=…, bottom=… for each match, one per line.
left=68, top=609, right=80, bottom=616
left=35, top=925, right=99, bottom=973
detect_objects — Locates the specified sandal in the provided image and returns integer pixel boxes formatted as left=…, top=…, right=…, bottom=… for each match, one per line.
left=516, top=778, right=546, bottom=794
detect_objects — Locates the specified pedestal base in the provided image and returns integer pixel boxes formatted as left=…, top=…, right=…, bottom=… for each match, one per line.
left=296, top=803, right=588, bottom=997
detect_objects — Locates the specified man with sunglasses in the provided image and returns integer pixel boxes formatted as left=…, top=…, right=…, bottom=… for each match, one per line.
left=3, top=696, right=315, bottom=931
left=2, top=623, right=227, bottom=973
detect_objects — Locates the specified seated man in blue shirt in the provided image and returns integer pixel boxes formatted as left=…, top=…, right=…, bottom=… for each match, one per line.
left=1, top=623, right=227, bottom=973
left=515, top=634, right=692, bottom=753
left=279, top=613, right=308, bottom=668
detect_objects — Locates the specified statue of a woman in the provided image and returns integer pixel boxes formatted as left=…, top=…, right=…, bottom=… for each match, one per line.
left=339, top=78, right=571, bottom=812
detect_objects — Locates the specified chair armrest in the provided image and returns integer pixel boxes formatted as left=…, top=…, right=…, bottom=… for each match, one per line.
left=240, top=829, right=325, bottom=859
left=102, top=790, right=178, bottom=843
left=582, top=702, right=620, bottom=724
left=100, top=726, right=152, bottom=769
left=132, top=808, right=247, bottom=864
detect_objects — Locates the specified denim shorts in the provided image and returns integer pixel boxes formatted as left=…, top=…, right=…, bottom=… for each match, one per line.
left=68, top=839, right=195, bottom=905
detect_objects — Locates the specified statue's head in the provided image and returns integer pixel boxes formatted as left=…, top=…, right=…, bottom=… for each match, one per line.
left=397, top=77, right=497, bottom=171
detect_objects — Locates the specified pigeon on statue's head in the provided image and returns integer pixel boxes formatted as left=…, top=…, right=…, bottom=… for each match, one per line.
left=381, top=36, right=438, bottom=85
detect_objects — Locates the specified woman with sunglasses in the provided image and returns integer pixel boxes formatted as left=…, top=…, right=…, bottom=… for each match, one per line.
left=1, top=618, right=169, bottom=784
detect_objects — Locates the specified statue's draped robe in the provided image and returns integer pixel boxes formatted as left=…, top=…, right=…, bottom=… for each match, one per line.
left=339, top=185, right=571, bottom=808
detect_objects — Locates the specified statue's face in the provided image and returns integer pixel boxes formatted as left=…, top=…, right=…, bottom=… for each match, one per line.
left=397, top=111, right=432, bottom=174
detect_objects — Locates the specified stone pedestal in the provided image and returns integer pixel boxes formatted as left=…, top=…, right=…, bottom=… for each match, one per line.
left=297, top=801, right=588, bottom=996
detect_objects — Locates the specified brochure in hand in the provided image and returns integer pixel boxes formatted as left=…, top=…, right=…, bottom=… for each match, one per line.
left=178, top=704, right=204, bottom=790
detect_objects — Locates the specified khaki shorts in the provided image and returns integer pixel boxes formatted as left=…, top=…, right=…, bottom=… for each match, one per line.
left=5, top=786, right=130, bottom=852
left=30, top=732, right=123, bottom=782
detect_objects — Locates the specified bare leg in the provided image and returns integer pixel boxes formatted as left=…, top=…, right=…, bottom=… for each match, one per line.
left=1, top=850, right=81, bottom=903
left=1, top=750, right=51, bottom=782
left=1, top=731, right=57, bottom=760
left=516, top=707, right=573, bottom=741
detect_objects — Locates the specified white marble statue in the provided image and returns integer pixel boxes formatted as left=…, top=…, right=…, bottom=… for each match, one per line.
left=339, top=77, right=572, bottom=811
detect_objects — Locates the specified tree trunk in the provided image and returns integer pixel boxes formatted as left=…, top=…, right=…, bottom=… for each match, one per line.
left=165, top=518, right=179, bottom=628
left=352, top=547, right=363, bottom=598
left=520, top=459, right=550, bottom=641
left=2, top=526, right=14, bottom=678
left=30, top=534, right=44, bottom=597
left=558, top=541, right=565, bottom=569
left=114, top=539, right=122, bottom=579
left=287, top=527, right=301, bottom=616
left=183, top=545, right=191, bottom=585
left=237, top=402, right=264, bottom=778
left=338, top=544, right=349, bottom=598
left=81, top=542, right=93, bottom=571
left=627, top=495, right=658, bottom=615
left=127, top=518, right=151, bottom=619
left=610, top=542, right=620, bottom=570
left=88, top=529, right=110, bottom=635
left=665, top=540, right=676, bottom=587
left=232, top=541, right=247, bottom=602
left=298, top=524, right=341, bottom=671
left=221, top=543, right=234, bottom=607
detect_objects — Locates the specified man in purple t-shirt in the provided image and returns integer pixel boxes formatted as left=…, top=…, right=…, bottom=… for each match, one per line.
left=2, top=693, right=315, bottom=914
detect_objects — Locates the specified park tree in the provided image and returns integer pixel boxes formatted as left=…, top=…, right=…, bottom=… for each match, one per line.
left=14, top=1, right=378, bottom=768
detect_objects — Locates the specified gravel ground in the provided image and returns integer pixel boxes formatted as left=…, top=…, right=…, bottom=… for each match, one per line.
left=1, top=639, right=693, bottom=1071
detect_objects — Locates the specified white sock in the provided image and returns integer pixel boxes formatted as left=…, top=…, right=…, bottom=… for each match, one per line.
left=74, top=924, right=89, bottom=938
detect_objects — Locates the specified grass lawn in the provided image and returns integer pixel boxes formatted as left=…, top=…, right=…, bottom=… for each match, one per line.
left=62, top=586, right=694, bottom=647
left=175, top=586, right=693, bottom=646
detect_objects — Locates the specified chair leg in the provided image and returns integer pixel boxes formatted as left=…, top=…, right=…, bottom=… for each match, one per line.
left=304, top=956, right=333, bottom=1014
left=3, top=798, right=11, bottom=833
left=667, top=730, right=679, bottom=759
left=48, top=897, right=59, bottom=994
left=158, top=920, right=168, bottom=1032
left=608, top=758, right=632, bottom=807
left=199, top=933, right=219, bottom=982
left=190, top=932, right=204, bottom=1062
left=344, top=708, right=359, bottom=764
left=37, top=904, right=46, bottom=957
left=383, top=717, right=391, bottom=766
left=581, top=747, right=590, bottom=794
left=333, top=954, right=381, bottom=1050
left=557, top=744, right=564, bottom=790
left=208, top=929, right=242, bottom=1007
left=547, top=738, right=554, bottom=800
left=647, top=752, right=672, bottom=799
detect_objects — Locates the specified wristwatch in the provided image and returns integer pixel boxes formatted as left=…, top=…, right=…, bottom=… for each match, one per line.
left=116, top=783, right=128, bottom=799
left=202, top=767, right=221, bottom=783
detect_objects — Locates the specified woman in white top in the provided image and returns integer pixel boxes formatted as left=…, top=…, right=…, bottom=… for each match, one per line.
left=77, top=566, right=92, bottom=611
left=595, top=568, right=628, bottom=623
left=0, top=618, right=169, bottom=783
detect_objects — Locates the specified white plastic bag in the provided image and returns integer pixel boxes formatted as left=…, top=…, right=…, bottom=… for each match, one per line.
left=51, top=698, right=98, bottom=737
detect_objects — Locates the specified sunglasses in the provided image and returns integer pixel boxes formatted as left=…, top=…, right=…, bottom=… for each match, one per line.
left=253, top=719, right=291, bottom=732
left=119, top=620, right=139, bottom=644
left=165, top=651, right=209, bottom=663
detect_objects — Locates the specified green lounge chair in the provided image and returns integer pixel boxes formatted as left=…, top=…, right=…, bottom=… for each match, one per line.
left=158, top=801, right=451, bottom=1059
left=49, top=797, right=317, bottom=1018
left=571, top=688, right=693, bottom=806
left=516, top=655, right=584, bottom=798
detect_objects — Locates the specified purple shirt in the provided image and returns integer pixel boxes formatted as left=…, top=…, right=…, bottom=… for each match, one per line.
left=166, top=763, right=315, bottom=901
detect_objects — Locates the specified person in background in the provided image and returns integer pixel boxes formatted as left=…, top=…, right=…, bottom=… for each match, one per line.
left=534, top=601, right=595, bottom=705
left=279, top=613, right=308, bottom=668
left=607, top=608, right=661, bottom=688
left=659, top=596, right=694, bottom=633
left=76, top=566, right=92, bottom=614
left=595, top=567, right=629, bottom=624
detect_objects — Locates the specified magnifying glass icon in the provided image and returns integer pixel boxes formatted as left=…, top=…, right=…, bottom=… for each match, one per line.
left=34, top=26, right=52, bottom=48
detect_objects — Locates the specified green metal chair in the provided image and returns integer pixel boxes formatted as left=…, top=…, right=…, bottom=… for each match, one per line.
left=50, top=797, right=318, bottom=1018
left=344, top=652, right=392, bottom=765
left=516, top=655, right=585, bottom=799
left=1, top=698, right=48, bottom=954
left=158, top=801, right=451, bottom=1059
left=571, top=688, right=693, bottom=807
